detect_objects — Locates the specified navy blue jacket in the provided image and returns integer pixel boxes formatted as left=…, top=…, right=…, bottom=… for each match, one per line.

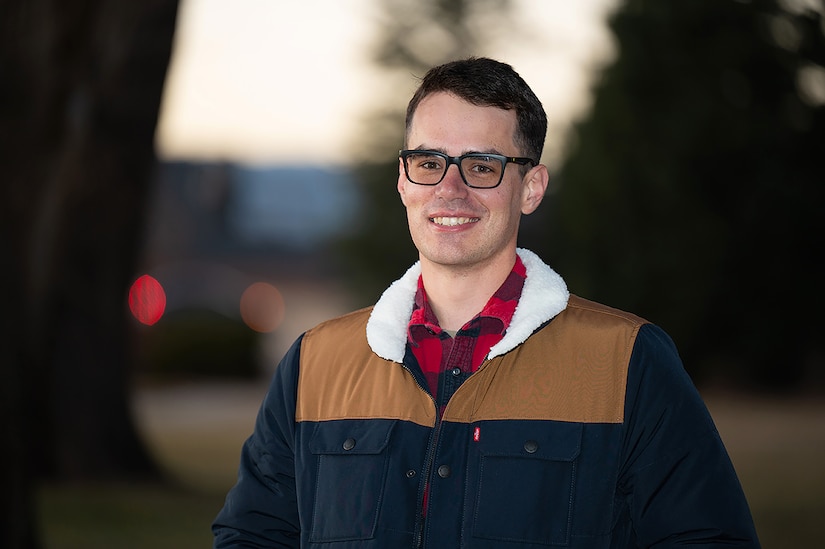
left=213, top=249, right=759, bottom=548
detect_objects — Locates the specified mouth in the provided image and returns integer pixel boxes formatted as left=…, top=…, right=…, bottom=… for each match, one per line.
left=430, top=216, right=480, bottom=227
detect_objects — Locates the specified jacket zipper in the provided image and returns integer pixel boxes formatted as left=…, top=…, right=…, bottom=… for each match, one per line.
left=401, top=357, right=491, bottom=548
left=399, top=361, right=439, bottom=549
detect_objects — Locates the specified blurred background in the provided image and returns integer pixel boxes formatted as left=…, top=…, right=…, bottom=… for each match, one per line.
left=2, top=0, right=823, bottom=547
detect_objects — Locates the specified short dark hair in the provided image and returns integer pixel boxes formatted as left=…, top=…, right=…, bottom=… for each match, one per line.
left=405, top=57, right=547, bottom=163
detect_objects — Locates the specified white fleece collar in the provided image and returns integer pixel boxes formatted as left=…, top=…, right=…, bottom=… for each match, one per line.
left=366, top=248, right=569, bottom=363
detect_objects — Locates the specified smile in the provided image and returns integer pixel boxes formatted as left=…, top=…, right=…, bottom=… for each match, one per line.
left=430, top=216, right=479, bottom=226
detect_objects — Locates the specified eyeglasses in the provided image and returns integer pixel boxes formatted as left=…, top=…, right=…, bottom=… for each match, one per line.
left=399, top=150, right=536, bottom=189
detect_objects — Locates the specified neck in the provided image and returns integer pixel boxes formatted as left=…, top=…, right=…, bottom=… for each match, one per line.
left=420, top=251, right=517, bottom=331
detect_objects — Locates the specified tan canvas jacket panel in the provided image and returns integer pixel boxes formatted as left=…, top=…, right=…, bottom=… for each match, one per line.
left=296, top=295, right=646, bottom=427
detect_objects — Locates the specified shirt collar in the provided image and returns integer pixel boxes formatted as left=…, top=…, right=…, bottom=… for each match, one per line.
left=408, top=255, right=526, bottom=338
left=366, top=248, right=570, bottom=364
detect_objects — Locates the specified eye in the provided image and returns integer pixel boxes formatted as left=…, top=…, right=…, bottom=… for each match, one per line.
left=410, top=154, right=444, bottom=171
left=465, top=156, right=500, bottom=175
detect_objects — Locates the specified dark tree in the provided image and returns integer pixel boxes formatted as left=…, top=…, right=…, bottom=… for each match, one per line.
left=531, top=0, right=825, bottom=390
left=0, top=0, right=178, bottom=545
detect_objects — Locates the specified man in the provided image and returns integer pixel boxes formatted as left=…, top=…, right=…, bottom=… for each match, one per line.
left=213, top=58, right=760, bottom=548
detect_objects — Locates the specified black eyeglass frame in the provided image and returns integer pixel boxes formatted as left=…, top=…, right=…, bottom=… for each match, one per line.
left=399, top=149, right=537, bottom=189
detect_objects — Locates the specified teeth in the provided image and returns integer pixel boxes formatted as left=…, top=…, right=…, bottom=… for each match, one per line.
left=431, top=217, right=478, bottom=226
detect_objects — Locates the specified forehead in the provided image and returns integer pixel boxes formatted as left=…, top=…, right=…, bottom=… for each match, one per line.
left=407, top=92, right=518, bottom=152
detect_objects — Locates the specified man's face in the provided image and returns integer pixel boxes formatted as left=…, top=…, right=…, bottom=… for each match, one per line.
left=398, top=91, right=546, bottom=273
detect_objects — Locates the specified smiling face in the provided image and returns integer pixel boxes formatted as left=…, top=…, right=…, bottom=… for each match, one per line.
left=398, top=92, right=548, bottom=276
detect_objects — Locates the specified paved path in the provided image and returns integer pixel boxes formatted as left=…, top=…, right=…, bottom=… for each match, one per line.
left=132, top=381, right=825, bottom=498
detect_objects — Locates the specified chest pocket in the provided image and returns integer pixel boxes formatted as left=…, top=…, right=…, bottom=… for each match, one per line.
left=308, top=419, right=394, bottom=542
left=472, top=421, right=582, bottom=546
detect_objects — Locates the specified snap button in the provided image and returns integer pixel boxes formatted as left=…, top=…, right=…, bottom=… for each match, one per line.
left=406, top=469, right=416, bottom=478
left=342, top=438, right=356, bottom=451
left=451, top=367, right=461, bottom=376
left=437, top=465, right=451, bottom=478
left=524, top=440, right=539, bottom=454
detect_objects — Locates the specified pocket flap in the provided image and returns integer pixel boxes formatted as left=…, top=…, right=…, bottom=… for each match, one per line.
left=309, top=419, right=395, bottom=455
left=476, top=420, right=582, bottom=461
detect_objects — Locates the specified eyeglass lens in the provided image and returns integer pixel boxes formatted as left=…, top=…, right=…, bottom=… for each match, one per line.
left=404, top=152, right=503, bottom=188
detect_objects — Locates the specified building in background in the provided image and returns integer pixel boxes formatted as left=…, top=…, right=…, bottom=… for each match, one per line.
left=135, top=161, right=362, bottom=377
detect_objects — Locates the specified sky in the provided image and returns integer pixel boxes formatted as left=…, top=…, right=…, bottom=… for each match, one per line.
left=154, top=0, right=620, bottom=167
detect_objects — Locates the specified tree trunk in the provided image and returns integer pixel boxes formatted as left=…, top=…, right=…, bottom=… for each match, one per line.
left=1, top=0, right=178, bottom=544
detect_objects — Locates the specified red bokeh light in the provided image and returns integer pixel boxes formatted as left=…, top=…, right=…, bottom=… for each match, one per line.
left=128, top=274, right=166, bottom=326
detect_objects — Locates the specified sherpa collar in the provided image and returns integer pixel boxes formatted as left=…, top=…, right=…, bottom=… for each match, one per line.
left=366, top=248, right=570, bottom=363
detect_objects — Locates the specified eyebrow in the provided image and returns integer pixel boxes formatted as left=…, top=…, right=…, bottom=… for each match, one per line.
left=410, top=145, right=506, bottom=156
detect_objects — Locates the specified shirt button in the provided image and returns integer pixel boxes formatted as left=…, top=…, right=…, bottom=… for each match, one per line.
left=342, top=438, right=356, bottom=451
left=406, top=469, right=416, bottom=478
left=524, top=440, right=539, bottom=454
left=437, top=465, right=451, bottom=478
left=451, top=367, right=461, bottom=376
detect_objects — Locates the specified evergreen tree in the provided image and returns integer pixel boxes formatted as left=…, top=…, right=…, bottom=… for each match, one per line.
left=535, top=0, right=825, bottom=390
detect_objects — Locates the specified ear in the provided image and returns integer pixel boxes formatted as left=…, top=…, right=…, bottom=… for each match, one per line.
left=521, top=164, right=549, bottom=215
left=397, top=157, right=409, bottom=206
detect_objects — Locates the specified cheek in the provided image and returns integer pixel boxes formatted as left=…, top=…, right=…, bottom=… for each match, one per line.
left=399, top=182, right=432, bottom=209
left=489, top=189, right=519, bottom=216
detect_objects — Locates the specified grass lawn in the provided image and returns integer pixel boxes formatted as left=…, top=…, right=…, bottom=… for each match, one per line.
left=706, top=392, right=825, bottom=548
left=37, top=385, right=825, bottom=548
left=38, top=482, right=225, bottom=549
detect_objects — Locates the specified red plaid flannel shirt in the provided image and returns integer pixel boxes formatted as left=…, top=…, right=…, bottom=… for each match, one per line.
left=407, top=256, right=526, bottom=416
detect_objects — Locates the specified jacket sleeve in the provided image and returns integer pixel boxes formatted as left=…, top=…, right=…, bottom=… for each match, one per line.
left=618, top=324, right=760, bottom=547
left=212, top=335, right=304, bottom=548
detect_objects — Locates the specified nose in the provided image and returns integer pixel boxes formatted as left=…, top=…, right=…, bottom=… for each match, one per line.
left=435, top=163, right=468, bottom=198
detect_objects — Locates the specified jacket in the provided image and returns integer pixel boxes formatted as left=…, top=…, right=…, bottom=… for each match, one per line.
left=213, top=248, right=760, bottom=548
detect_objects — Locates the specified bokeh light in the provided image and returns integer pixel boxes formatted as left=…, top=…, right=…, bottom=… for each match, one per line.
left=129, top=274, right=167, bottom=326
left=239, top=282, right=285, bottom=333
